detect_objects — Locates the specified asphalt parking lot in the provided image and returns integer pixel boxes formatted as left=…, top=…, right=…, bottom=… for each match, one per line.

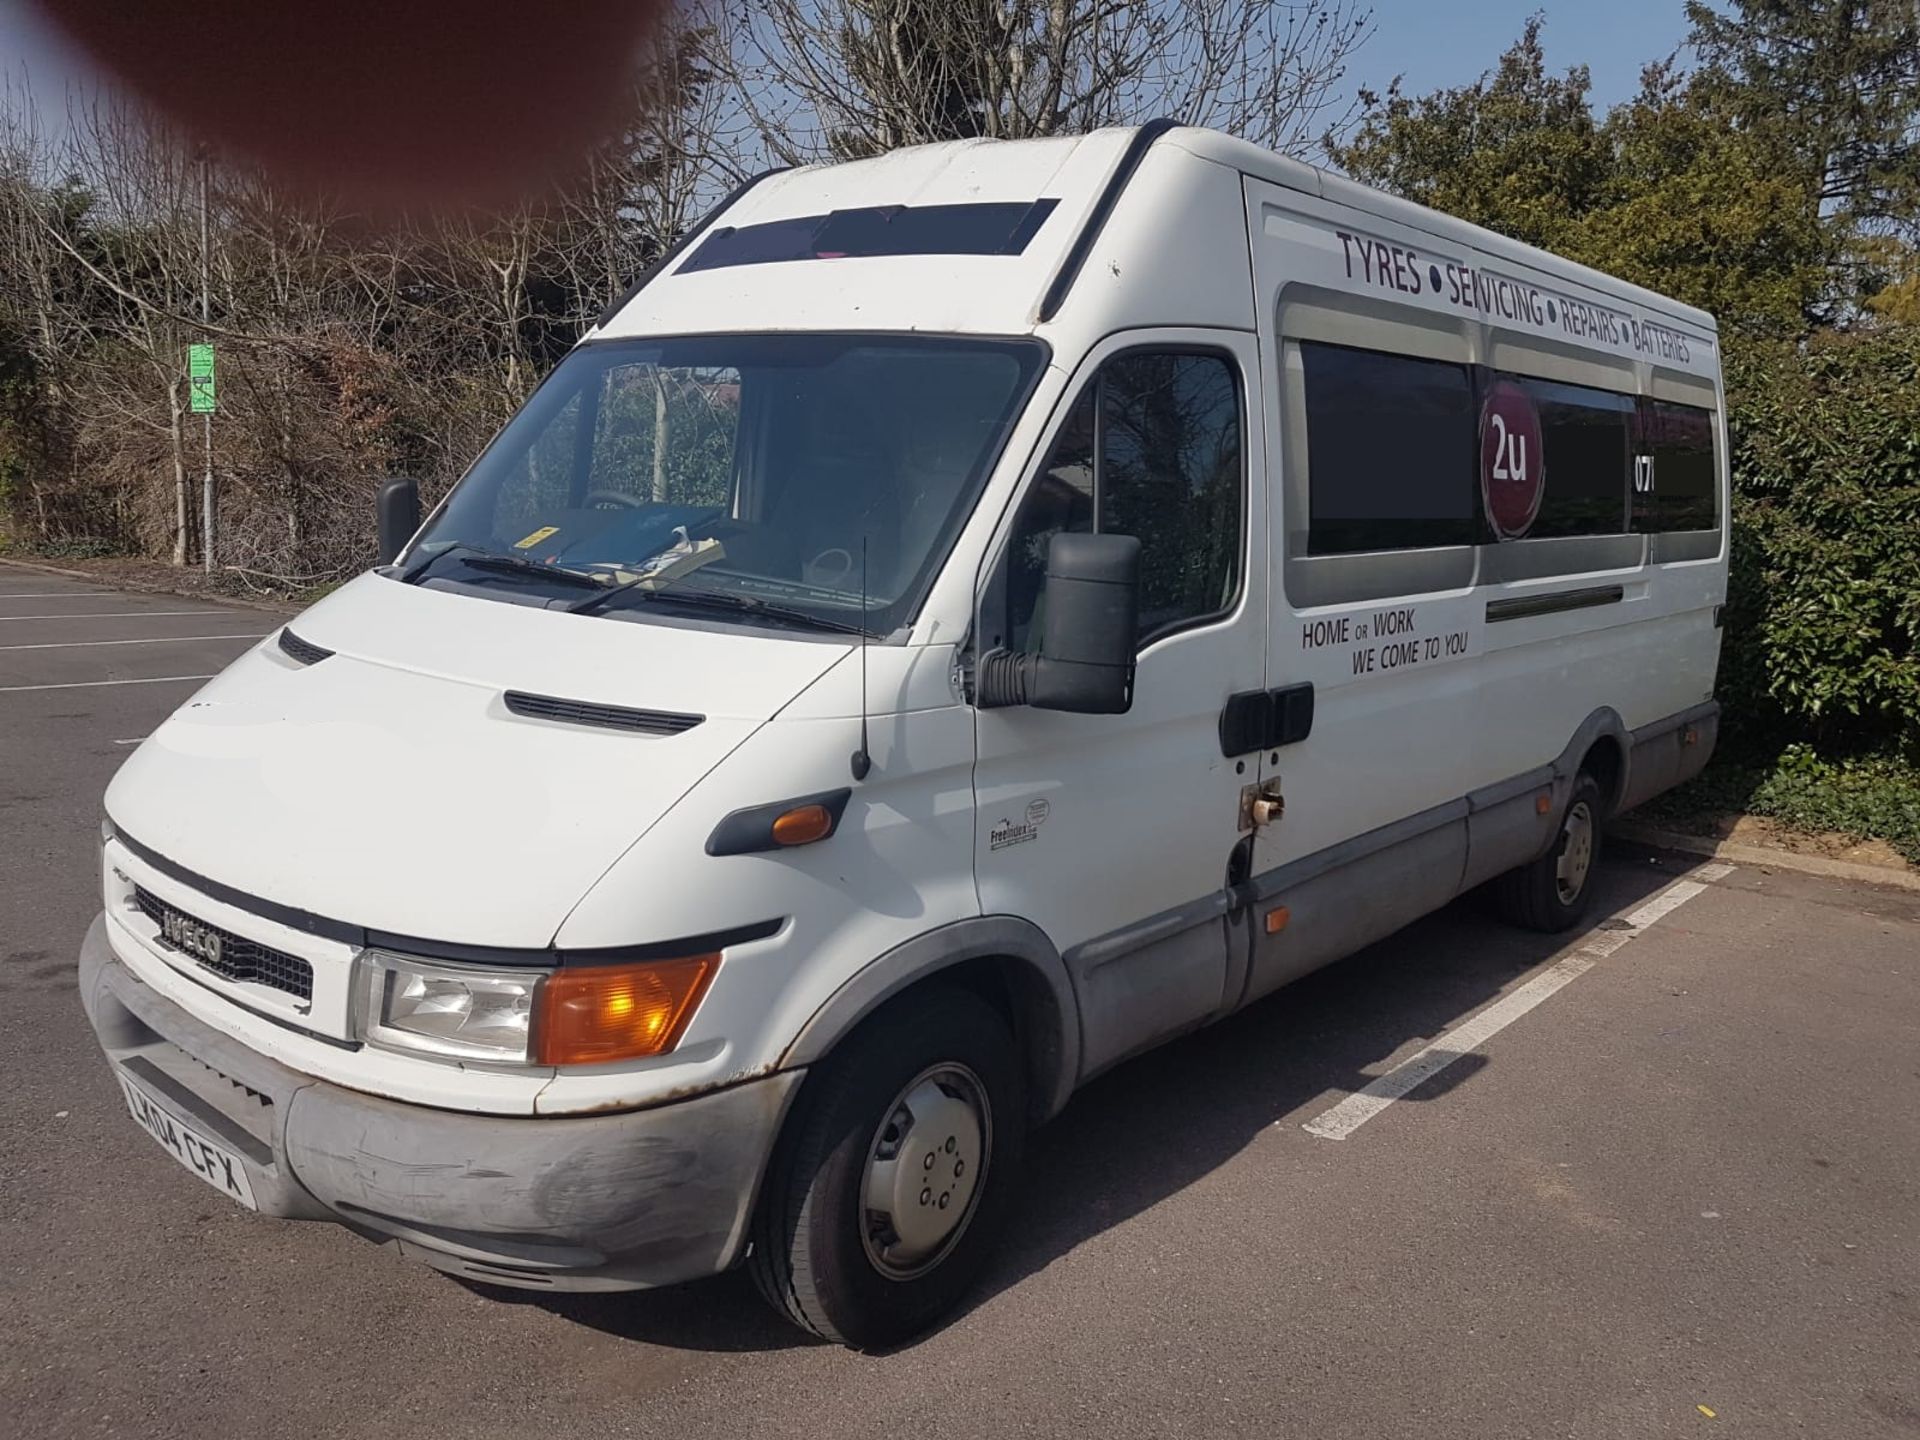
left=2, top=559, right=1916, bottom=1440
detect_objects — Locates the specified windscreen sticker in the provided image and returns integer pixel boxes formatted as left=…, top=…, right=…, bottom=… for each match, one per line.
left=513, top=525, right=560, bottom=550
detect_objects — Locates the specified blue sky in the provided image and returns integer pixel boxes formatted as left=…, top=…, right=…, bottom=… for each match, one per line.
left=1, top=0, right=1696, bottom=135
left=1357, top=1, right=1695, bottom=113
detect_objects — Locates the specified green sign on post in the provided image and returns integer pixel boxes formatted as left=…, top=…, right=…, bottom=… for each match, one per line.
left=188, top=343, right=216, bottom=414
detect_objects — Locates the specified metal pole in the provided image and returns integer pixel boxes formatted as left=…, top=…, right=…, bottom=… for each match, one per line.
left=199, top=148, right=214, bottom=576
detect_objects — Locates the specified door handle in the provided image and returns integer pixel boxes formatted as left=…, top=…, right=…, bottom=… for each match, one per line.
left=1219, top=683, right=1315, bottom=757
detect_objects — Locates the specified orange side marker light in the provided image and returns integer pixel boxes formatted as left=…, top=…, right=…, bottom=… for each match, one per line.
left=771, top=804, right=835, bottom=847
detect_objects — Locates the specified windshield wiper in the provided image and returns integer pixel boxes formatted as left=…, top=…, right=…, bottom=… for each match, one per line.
left=399, top=542, right=602, bottom=591
left=575, top=582, right=875, bottom=637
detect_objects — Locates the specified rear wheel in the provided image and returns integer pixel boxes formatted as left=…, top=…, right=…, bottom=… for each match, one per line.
left=749, top=986, right=1025, bottom=1349
left=1496, top=771, right=1604, bottom=932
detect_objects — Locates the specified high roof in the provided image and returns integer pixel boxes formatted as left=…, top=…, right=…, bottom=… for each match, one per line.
left=1162, top=127, right=1717, bottom=333
left=592, top=124, right=1716, bottom=342
left=594, top=130, right=1135, bottom=341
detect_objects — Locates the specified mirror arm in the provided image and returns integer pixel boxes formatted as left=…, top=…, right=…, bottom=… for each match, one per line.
left=974, top=648, right=1034, bottom=709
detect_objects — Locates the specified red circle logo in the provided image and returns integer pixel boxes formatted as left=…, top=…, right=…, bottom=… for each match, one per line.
left=1480, top=381, right=1544, bottom=540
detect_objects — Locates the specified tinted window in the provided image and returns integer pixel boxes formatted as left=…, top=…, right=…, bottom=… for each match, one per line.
left=680, top=200, right=1059, bottom=272
left=1302, top=341, right=1477, bottom=554
left=1004, top=352, right=1243, bottom=651
left=1101, top=354, right=1244, bottom=638
left=1634, top=401, right=1717, bottom=532
left=1516, top=377, right=1631, bottom=537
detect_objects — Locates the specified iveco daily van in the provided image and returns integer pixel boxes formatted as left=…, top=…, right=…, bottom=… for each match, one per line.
left=81, top=122, right=1727, bottom=1347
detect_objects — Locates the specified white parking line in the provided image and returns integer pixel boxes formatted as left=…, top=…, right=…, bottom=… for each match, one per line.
left=0, top=674, right=216, bottom=694
left=0, top=611, right=236, bottom=621
left=0, top=591, right=114, bottom=598
left=0, top=633, right=268, bottom=651
left=1300, top=863, right=1737, bottom=1141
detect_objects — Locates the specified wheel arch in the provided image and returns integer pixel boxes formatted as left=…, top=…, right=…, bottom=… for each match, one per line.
left=1555, top=707, right=1631, bottom=818
left=779, top=916, right=1081, bottom=1124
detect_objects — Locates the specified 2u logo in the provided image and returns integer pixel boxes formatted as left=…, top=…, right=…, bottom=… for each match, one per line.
left=1480, top=381, right=1546, bottom=540
left=1488, top=412, right=1530, bottom=483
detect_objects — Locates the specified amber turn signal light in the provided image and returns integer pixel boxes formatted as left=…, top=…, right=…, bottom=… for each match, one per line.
left=534, top=956, right=718, bottom=1066
left=771, top=803, right=835, bottom=847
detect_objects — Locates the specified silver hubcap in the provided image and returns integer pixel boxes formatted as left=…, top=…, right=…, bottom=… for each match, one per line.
left=1557, top=800, right=1595, bottom=904
left=860, top=1063, right=990, bottom=1280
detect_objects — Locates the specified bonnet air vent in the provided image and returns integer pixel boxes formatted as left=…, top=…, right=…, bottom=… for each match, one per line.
left=278, top=629, right=334, bottom=666
left=503, top=691, right=704, bottom=736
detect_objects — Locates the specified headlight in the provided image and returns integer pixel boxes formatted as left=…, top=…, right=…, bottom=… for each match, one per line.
left=359, top=950, right=720, bottom=1067
left=362, top=951, right=543, bottom=1064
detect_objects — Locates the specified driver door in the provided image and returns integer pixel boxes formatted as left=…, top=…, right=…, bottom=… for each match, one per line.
left=972, top=331, right=1268, bottom=1078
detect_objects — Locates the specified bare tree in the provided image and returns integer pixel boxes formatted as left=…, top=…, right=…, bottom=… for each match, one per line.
left=722, top=0, right=1374, bottom=162
left=26, top=95, right=208, bottom=563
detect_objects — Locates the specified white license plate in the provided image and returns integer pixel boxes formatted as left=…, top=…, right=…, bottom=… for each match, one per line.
left=117, top=1068, right=258, bottom=1209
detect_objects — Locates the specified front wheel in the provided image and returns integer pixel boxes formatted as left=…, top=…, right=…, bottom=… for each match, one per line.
left=749, top=986, right=1026, bottom=1349
left=1496, top=771, right=1604, bottom=932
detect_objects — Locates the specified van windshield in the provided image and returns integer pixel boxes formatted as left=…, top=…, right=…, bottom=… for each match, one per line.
left=408, top=333, right=1046, bottom=635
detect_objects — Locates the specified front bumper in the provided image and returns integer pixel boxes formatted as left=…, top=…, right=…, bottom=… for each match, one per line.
left=78, top=914, right=801, bottom=1291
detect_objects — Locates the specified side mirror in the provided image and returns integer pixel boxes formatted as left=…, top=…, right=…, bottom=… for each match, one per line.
left=376, top=477, right=421, bottom=566
left=976, top=531, right=1141, bottom=715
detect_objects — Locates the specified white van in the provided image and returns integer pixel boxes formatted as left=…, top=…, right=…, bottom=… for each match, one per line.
left=81, top=123, right=1726, bottom=1348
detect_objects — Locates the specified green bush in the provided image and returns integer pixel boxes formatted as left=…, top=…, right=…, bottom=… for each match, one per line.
left=1722, top=331, right=1920, bottom=753
left=20, top=535, right=122, bottom=561
left=1749, top=747, right=1920, bottom=863
left=1642, top=747, right=1920, bottom=864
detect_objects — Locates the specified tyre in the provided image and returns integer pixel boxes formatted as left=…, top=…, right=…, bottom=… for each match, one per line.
left=1496, top=771, right=1604, bottom=932
left=748, top=985, right=1026, bottom=1349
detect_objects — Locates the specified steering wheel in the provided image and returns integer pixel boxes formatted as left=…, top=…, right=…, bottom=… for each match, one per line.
left=582, top=489, right=645, bottom=510
left=805, top=547, right=857, bottom=589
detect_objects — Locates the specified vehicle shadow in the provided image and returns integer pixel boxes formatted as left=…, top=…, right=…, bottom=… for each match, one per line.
left=527, top=843, right=1704, bottom=1353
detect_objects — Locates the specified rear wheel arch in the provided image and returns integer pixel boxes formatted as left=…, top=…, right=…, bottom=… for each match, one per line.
left=1579, top=735, right=1626, bottom=818
left=1555, top=707, right=1631, bottom=817
left=780, top=917, right=1080, bottom=1125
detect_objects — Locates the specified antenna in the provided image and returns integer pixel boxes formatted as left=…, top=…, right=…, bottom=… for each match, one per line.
left=850, top=535, right=873, bottom=781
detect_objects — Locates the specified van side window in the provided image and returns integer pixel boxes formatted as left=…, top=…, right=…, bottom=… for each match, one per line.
left=1301, top=341, right=1477, bottom=554
left=1634, top=401, right=1717, bottom=532
left=1004, top=351, right=1243, bottom=652
left=1509, top=377, right=1632, bottom=538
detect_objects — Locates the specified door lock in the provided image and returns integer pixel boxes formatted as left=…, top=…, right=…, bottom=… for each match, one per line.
left=1238, top=778, right=1286, bottom=832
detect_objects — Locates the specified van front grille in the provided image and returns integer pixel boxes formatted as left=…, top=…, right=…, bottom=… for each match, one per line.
left=132, top=886, right=314, bottom=1003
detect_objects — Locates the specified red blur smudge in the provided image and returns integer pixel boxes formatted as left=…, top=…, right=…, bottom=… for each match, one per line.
left=29, top=0, right=674, bottom=206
